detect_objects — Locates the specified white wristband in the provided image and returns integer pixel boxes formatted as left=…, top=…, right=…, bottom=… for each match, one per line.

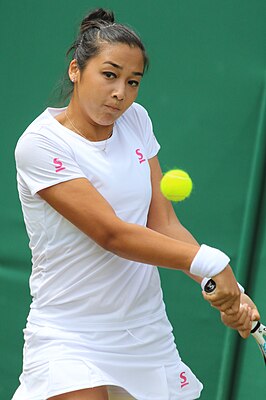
left=201, top=277, right=245, bottom=293
left=190, top=244, right=230, bottom=278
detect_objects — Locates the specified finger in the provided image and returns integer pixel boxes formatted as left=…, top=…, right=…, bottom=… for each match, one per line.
left=251, top=309, right=260, bottom=321
left=221, top=314, right=242, bottom=329
left=202, top=295, right=234, bottom=311
left=203, top=291, right=240, bottom=307
left=221, top=305, right=250, bottom=330
left=202, top=290, right=240, bottom=314
left=229, top=295, right=241, bottom=312
left=218, top=300, right=240, bottom=315
left=238, top=308, right=252, bottom=337
left=236, top=306, right=252, bottom=331
left=240, top=302, right=260, bottom=322
left=238, top=329, right=250, bottom=339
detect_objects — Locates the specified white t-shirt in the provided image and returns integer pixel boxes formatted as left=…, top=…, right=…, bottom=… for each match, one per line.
left=15, top=102, right=166, bottom=331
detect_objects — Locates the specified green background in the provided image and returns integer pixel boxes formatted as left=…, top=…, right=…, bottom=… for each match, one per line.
left=1, top=0, right=266, bottom=399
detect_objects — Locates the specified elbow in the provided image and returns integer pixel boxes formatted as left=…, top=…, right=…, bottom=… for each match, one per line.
left=95, top=219, right=127, bottom=254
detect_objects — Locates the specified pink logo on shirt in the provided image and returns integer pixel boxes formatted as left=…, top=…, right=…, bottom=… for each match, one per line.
left=135, top=149, right=146, bottom=164
left=53, top=158, right=66, bottom=173
left=180, top=371, right=189, bottom=388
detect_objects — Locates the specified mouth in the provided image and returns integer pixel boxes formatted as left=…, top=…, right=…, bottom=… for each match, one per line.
left=105, top=105, right=121, bottom=112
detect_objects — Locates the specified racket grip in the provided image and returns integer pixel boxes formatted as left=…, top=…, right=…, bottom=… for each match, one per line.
left=251, top=320, right=260, bottom=333
left=201, top=277, right=216, bottom=293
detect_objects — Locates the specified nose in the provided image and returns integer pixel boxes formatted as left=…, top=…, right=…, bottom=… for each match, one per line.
left=112, top=82, right=125, bottom=101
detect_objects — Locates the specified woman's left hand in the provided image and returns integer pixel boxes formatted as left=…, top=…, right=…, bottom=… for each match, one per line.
left=220, top=293, right=260, bottom=338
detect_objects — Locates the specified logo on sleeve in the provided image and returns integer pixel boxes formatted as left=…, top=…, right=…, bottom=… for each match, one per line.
left=180, top=371, right=189, bottom=388
left=135, top=149, right=146, bottom=164
left=53, top=158, right=66, bottom=173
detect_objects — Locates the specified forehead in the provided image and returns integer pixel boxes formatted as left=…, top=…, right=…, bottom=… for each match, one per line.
left=91, top=43, right=144, bottom=71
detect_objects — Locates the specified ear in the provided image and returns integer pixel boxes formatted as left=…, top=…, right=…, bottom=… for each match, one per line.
left=68, top=59, right=80, bottom=83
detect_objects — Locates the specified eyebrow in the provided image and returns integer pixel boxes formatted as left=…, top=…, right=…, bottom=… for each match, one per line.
left=103, top=61, right=143, bottom=77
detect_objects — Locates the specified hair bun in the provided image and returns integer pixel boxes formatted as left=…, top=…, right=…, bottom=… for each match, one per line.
left=80, top=8, right=115, bottom=33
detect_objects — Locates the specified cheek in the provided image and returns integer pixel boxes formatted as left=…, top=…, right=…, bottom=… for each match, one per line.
left=128, top=87, right=140, bottom=102
left=80, top=91, right=103, bottom=114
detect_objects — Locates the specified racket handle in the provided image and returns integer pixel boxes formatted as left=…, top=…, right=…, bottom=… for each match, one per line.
left=251, top=320, right=261, bottom=333
left=201, top=277, right=216, bottom=293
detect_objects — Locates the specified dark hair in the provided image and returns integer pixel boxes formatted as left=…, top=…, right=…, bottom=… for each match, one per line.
left=56, top=8, right=149, bottom=103
left=69, top=8, right=148, bottom=71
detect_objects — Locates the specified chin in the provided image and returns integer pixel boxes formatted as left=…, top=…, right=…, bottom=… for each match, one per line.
left=97, top=117, right=117, bottom=126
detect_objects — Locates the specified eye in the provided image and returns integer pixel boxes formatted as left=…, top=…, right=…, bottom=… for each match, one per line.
left=128, top=80, right=140, bottom=87
left=103, top=71, right=116, bottom=79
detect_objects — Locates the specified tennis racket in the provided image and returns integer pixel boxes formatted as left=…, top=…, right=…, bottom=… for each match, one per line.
left=201, top=278, right=266, bottom=365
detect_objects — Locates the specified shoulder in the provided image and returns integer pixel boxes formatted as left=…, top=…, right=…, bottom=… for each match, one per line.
left=16, top=108, right=68, bottom=153
left=15, top=108, right=71, bottom=163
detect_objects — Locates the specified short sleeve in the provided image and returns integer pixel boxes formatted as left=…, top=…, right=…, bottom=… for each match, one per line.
left=15, top=132, right=87, bottom=195
left=131, top=103, right=161, bottom=159
left=143, top=110, right=161, bottom=159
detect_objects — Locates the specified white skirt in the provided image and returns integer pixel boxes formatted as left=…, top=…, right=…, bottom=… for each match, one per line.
left=12, top=316, right=203, bottom=400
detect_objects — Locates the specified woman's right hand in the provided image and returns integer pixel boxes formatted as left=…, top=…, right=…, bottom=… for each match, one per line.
left=221, top=293, right=260, bottom=338
left=202, top=265, right=241, bottom=315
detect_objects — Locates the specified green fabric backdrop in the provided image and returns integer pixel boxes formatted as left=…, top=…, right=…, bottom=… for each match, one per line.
left=1, top=1, right=265, bottom=399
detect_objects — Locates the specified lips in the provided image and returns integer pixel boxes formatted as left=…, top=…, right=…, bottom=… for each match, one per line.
left=105, top=104, right=120, bottom=111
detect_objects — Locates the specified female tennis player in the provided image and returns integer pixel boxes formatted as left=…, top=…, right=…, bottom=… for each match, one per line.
left=13, top=8, right=259, bottom=400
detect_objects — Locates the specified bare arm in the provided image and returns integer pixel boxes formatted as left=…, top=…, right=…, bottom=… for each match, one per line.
left=38, top=177, right=199, bottom=271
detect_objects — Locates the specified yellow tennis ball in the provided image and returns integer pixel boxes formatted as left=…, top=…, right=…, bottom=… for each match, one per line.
left=160, top=169, right=193, bottom=202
